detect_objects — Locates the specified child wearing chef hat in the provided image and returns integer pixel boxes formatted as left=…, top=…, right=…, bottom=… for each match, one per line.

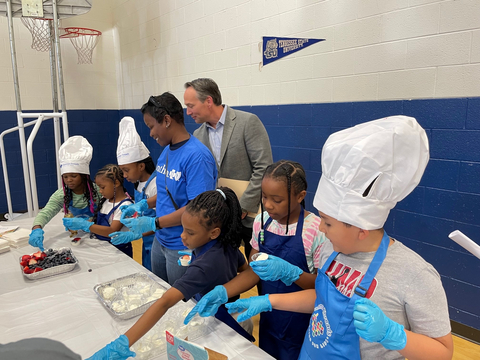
left=29, top=136, right=100, bottom=251
left=108, top=117, right=157, bottom=271
left=224, top=116, right=453, bottom=360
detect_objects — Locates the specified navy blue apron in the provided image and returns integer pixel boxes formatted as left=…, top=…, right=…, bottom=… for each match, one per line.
left=298, top=231, right=390, bottom=360
left=258, top=207, right=311, bottom=360
left=134, top=172, right=157, bottom=271
left=192, top=241, right=256, bottom=343
left=67, top=199, right=95, bottom=218
left=96, top=198, right=133, bottom=258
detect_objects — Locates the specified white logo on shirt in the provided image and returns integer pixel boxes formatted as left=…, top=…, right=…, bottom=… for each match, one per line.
left=157, top=165, right=182, bottom=181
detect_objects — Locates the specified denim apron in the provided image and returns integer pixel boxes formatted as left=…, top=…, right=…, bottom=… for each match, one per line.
left=96, top=198, right=133, bottom=258
left=192, top=240, right=256, bottom=343
left=134, top=172, right=157, bottom=271
left=258, top=207, right=311, bottom=360
left=298, top=231, right=390, bottom=360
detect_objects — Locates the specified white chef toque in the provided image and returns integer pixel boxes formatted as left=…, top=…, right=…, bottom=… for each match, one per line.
left=313, top=115, right=429, bottom=230
left=116, top=116, right=150, bottom=165
left=59, top=136, right=93, bottom=175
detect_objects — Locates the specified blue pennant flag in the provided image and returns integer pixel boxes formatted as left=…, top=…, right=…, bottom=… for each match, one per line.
left=262, top=36, right=325, bottom=66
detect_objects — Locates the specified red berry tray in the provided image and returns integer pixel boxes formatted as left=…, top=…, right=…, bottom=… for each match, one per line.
left=19, top=247, right=78, bottom=280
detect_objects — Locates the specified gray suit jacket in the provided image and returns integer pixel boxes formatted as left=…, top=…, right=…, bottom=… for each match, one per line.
left=193, top=106, right=273, bottom=227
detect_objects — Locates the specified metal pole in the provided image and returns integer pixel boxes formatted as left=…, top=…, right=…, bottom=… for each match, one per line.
left=27, top=115, right=45, bottom=216
left=6, top=0, right=33, bottom=217
left=52, top=0, right=69, bottom=141
left=48, top=20, right=62, bottom=189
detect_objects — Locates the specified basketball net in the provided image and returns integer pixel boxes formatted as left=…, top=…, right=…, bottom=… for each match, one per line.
left=21, top=17, right=53, bottom=52
left=61, top=28, right=101, bottom=65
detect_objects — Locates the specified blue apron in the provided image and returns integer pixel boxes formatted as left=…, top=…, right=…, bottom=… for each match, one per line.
left=134, top=173, right=157, bottom=271
left=192, top=241, right=256, bottom=343
left=67, top=199, right=95, bottom=218
left=298, top=231, right=390, bottom=360
left=96, top=198, right=133, bottom=258
left=258, top=207, right=311, bottom=360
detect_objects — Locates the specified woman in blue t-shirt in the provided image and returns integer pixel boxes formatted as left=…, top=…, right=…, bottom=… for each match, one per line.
left=120, top=92, right=217, bottom=285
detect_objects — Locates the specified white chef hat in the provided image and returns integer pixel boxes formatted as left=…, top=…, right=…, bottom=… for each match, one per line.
left=313, top=115, right=429, bottom=230
left=59, top=136, right=93, bottom=175
left=116, top=116, right=150, bottom=165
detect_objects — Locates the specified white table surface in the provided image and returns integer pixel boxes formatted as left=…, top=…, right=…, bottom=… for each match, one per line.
left=0, top=213, right=273, bottom=359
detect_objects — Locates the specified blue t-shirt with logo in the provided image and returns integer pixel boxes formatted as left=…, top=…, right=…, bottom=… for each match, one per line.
left=155, top=136, right=217, bottom=249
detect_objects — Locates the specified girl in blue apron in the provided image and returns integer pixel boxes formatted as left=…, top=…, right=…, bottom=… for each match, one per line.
left=113, top=116, right=158, bottom=270
left=184, top=160, right=326, bottom=360
left=64, top=164, right=134, bottom=257
left=86, top=187, right=253, bottom=359
left=29, top=136, right=99, bottom=251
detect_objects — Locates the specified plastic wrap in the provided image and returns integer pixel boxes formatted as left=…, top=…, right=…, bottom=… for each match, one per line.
left=113, top=300, right=210, bottom=360
left=94, top=272, right=168, bottom=320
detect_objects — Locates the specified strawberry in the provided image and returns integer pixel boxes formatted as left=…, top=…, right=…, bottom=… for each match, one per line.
left=23, top=266, right=33, bottom=274
left=20, top=260, right=29, bottom=267
left=33, top=267, right=43, bottom=272
left=32, top=251, right=44, bottom=260
left=21, top=255, right=31, bottom=262
left=28, top=259, right=37, bottom=265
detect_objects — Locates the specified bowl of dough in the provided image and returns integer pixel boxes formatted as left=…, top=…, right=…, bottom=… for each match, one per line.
left=94, top=272, right=167, bottom=320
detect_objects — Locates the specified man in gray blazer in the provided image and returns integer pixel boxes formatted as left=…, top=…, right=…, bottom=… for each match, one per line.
left=184, top=78, right=273, bottom=259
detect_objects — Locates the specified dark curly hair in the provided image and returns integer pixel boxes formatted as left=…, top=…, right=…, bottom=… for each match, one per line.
left=186, top=187, right=243, bottom=249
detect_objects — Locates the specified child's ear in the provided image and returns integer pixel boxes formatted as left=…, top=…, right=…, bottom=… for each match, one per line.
left=210, top=227, right=221, bottom=240
left=138, top=162, right=145, bottom=172
left=114, top=179, right=122, bottom=187
left=358, top=228, right=369, bottom=241
left=296, top=190, right=307, bottom=203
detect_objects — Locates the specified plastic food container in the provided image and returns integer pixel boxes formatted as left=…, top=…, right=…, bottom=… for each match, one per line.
left=179, top=255, right=191, bottom=266
left=19, top=247, right=78, bottom=280
left=94, top=272, right=168, bottom=320
left=113, top=300, right=210, bottom=360
left=251, top=252, right=269, bottom=261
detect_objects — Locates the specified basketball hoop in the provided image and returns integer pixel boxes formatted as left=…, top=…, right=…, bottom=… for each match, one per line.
left=21, top=17, right=53, bottom=52
left=60, top=27, right=101, bottom=64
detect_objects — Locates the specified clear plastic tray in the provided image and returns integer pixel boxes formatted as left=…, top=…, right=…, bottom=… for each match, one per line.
left=94, top=272, right=168, bottom=320
left=20, top=247, right=78, bottom=280
left=113, top=300, right=210, bottom=360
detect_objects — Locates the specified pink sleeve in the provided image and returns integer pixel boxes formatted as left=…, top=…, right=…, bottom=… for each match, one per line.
left=250, top=216, right=261, bottom=251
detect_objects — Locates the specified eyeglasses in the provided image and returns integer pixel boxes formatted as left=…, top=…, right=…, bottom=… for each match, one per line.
left=142, top=96, right=170, bottom=115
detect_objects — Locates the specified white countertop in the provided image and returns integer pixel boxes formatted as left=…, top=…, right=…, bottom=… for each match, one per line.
left=0, top=212, right=273, bottom=359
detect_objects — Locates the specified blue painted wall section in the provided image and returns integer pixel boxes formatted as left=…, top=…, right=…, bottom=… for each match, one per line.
left=0, top=97, right=479, bottom=332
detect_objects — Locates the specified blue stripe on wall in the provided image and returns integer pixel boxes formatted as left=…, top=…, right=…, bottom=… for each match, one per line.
left=0, top=97, right=479, bottom=332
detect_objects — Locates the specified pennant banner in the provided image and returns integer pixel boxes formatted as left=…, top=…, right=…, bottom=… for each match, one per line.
left=262, top=36, right=325, bottom=66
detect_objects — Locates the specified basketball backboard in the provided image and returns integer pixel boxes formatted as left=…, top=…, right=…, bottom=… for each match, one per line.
left=0, top=0, right=93, bottom=19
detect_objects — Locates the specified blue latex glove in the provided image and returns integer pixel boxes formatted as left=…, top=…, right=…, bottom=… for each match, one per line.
left=63, top=217, right=93, bottom=232
left=121, top=217, right=156, bottom=234
left=85, top=335, right=136, bottom=360
left=250, top=254, right=303, bottom=286
left=28, top=228, right=45, bottom=251
left=177, top=250, right=192, bottom=266
left=225, top=294, right=272, bottom=322
left=184, top=285, right=228, bottom=325
left=120, top=200, right=148, bottom=220
left=353, top=298, right=407, bottom=350
left=109, top=231, right=142, bottom=245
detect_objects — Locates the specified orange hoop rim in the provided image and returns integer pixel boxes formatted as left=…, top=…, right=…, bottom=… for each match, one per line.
left=60, top=27, right=102, bottom=38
